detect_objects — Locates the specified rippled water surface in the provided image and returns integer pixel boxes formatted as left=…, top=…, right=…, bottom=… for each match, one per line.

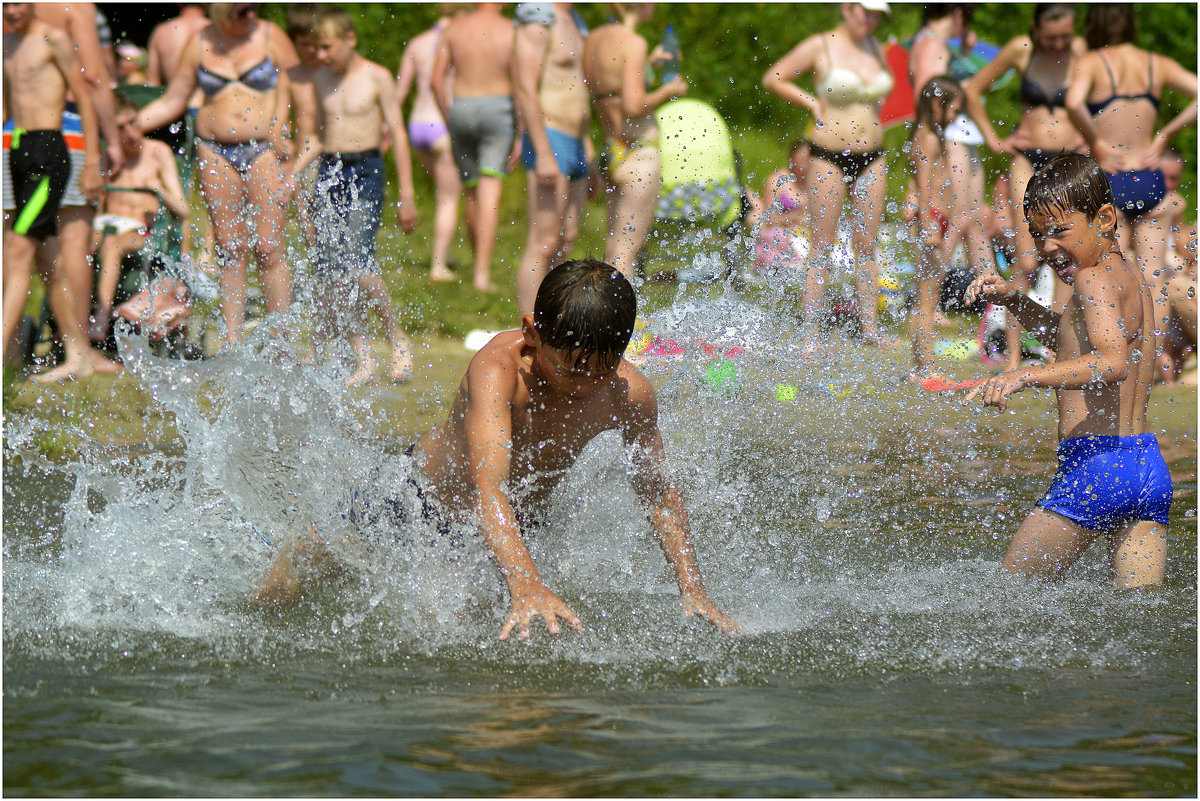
left=4, top=294, right=1196, bottom=796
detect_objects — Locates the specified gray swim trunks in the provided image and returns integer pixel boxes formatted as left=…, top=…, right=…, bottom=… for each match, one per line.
left=446, top=95, right=515, bottom=186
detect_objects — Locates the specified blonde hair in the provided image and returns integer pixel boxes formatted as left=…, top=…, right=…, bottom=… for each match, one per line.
left=313, top=6, right=355, bottom=38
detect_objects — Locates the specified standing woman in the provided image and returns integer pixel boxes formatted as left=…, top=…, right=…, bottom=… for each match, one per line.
left=137, top=3, right=300, bottom=346
left=761, top=1, right=895, bottom=348
left=1065, top=3, right=1197, bottom=373
left=582, top=3, right=688, bottom=281
left=397, top=10, right=463, bottom=283
left=965, top=4, right=1087, bottom=371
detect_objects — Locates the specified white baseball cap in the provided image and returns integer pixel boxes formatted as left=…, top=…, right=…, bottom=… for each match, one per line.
left=860, top=0, right=891, bottom=12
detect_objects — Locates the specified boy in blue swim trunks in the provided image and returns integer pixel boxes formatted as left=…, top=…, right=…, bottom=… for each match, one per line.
left=963, top=153, right=1172, bottom=588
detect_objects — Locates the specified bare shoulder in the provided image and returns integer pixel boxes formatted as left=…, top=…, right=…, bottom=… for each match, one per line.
left=616, top=360, right=658, bottom=410
left=466, top=331, right=525, bottom=387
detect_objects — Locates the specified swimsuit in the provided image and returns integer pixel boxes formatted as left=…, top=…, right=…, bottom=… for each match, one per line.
left=807, top=141, right=884, bottom=182
left=816, top=36, right=893, bottom=107
left=446, top=95, right=515, bottom=186
left=345, top=445, right=460, bottom=547
left=1083, top=52, right=1165, bottom=220
left=407, top=120, right=448, bottom=153
left=310, top=149, right=386, bottom=277
left=194, top=25, right=278, bottom=98
left=93, top=213, right=148, bottom=236
left=196, top=137, right=273, bottom=173
left=1020, top=51, right=1069, bottom=111
left=598, top=135, right=658, bottom=182
left=6, top=129, right=71, bottom=241
left=1037, top=434, right=1172, bottom=531
left=2, top=108, right=88, bottom=211
left=521, top=126, right=589, bottom=180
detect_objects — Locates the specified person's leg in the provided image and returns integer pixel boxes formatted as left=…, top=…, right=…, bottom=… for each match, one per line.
left=356, top=272, right=412, bottom=383
left=803, top=153, right=849, bottom=337
left=55, top=206, right=98, bottom=333
left=426, top=136, right=460, bottom=281
left=2, top=229, right=37, bottom=362
left=196, top=142, right=251, bottom=345
left=604, top=145, right=660, bottom=280
left=91, top=229, right=143, bottom=340
left=1108, top=520, right=1166, bottom=588
left=1000, top=506, right=1098, bottom=580
left=850, top=156, right=890, bottom=344
left=910, top=235, right=946, bottom=377
left=518, top=170, right=574, bottom=316
left=471, top=174, right=503, bottom=292
left=244, top=152, right=293, bottom=321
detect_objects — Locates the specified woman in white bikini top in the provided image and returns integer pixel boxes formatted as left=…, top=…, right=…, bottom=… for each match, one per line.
left=761, top=1, right=896, bottom=348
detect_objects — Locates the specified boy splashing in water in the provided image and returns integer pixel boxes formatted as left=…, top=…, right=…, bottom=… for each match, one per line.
left=258, top=259, right=739, bottom=640
left=964, top=153, right=1172, bottom=588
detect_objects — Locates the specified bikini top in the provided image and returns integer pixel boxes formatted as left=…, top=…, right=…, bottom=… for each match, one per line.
left=816, top=37, right=893, bottom=107
left=1086, top=51, right=1159, bottom=115
left=1019, top=49, right=1068, bottom=111
left=195, top=27, right=278, bottom=98
left=777, top=188, right=802, bottom=212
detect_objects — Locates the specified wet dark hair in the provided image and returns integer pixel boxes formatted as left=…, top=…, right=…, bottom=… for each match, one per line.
left=914, top=75, right=963, bottom=152
left=1023, top=152, right=1115, bottom=221
left=533, top=259, right=637, bottom=371
left=1031, top=3, right=1074, bottom=34
left=922, top=4, right=975, bottom=26
left=1085, top=4, right=1136, bottom=49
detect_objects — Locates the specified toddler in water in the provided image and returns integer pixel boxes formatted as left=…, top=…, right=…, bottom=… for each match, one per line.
left=909, top=75, right=966, bottom=380
left=256, top=259, right=740, bottom=641
left=963, top=153, right=1172, bottom=587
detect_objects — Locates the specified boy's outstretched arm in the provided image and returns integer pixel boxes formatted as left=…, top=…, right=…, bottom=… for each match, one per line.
left=627, top=387, right=741, bottom=635
left=965, top=273, right=1060, bottom=349
left=464, top=357, right=583, bottom=641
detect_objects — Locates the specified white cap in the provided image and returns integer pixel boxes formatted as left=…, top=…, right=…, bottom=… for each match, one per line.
left=860, top=0, right=891, bottom=13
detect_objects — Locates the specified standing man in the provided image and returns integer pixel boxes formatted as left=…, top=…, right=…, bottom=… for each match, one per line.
left=432, top=3, right=516, bottom=294
left=513, top=2, right=593, bottom=315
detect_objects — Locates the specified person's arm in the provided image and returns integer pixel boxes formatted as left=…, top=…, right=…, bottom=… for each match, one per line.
left=620, top=34, right=685, bottom=119
left=431, top=31, right=453, bottom=122
left=514, top=19, right=557, bottom=188
left=51, top=29, right=102, bottom=202
left=285, top=69, right=322, bottom=178
left=964, top=271, right=1060, bottom=349
left=965, top=264, right=1131, bottom=410
left=145, top=27, right=164, bottom=86
left=965, top=37, right=1024, bottom=154
left=463, top=355, right=583, bottom=641
left=63, top=3, right=123, bottom=173
left=761, top=36, right=820, bottom=115
left=1141, top=55, right=1198, bottom=168
left=137, top=33, right=200, bottom=134
left=151, top=142, right=190, bottom=220
left=395, top=43, right=417, bottom=109
left=266, top=23, right=300, bottom=156
left=376, top=64, right=419, bottom=232
left=624, top=380, right=740, bottom=635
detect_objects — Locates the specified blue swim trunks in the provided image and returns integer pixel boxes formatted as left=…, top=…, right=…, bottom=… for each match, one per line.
left=1037, top=434, right=1172, bottom=531
left=521, top=126, right=589, bottom=180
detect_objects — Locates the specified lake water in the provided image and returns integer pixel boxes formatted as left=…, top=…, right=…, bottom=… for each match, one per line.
left=4, top=295, right=1196, bottom=796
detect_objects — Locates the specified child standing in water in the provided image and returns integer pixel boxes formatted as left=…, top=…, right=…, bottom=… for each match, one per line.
left=308, top=6, right=420, bottom=385
left=963, top=153, right=1172, bottom=588
left=257, top=259, right=740, bottom=641
left=909, top=75, right=966, bottom=381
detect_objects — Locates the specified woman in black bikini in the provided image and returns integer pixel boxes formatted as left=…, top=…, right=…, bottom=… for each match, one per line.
left=1065, top=4, right=1197, bottom=377
left=137, top=3, right=300, bottom=346
left=965, top=4, right=1086, bottom=371
left=761, top=1, right=895, bottom=349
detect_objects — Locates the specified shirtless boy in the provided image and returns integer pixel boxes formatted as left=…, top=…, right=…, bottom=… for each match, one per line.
left=257, top=259, right=740, bottom=641
left=308, top=6, right=419, bottom=385
left=963, top=153, right=1172, bottom=588
left=432, top=3, right=517, bottom=293
left=514, top=2, right=594, bottom=315
left=2, top=2, right=107, bottom=381
left=89, top=94, right=191, bottom=342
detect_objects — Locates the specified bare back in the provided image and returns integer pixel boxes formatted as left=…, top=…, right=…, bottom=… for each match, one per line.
left=1080, top=44, right=1162, bottom=161
left=582, top=22, right=655, bottom=145
left=400, top=24, right=448, bottom=124
left=1055, top=246, right=1156, bottom=439
left=440, top=8, right=514, bottom=97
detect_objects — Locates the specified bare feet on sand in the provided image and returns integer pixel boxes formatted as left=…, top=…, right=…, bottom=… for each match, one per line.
left=31, top=348, right=122, bottom=383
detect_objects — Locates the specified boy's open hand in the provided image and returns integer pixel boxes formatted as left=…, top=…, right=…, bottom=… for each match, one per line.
left=499, top=583, right=584, bottom=641
left=682, top=592, right=742, bottom=635
left=964, top=273, right=1012, bottom=309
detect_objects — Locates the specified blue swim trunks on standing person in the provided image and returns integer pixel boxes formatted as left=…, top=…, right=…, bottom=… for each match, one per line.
left=1037, top=434, right=1173, bottom=531
left=521, top=127, right=589, bottom=180
left=311, top=149, right=386, bottom=276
